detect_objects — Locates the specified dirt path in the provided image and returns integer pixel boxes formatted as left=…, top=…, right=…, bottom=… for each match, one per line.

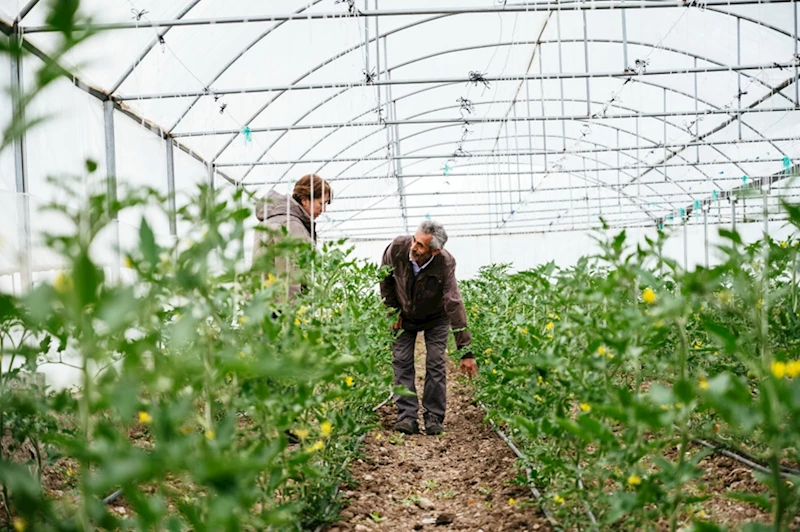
left=327, top=334, right=551, bottom=532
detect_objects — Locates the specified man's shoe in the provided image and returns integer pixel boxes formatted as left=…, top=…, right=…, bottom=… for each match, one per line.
left=394, top=418, right=419, bottom=435
left=424, top=415, right=444, bottom=436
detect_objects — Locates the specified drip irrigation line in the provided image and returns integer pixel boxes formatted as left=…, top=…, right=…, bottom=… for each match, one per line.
left=692, top=437, right=800, bottom=478
left=478, top=401, right=570, bottom=531
left=702, top=435, right=800, bottom=476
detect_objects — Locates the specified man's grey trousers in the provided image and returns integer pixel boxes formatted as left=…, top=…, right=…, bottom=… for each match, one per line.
left=391, top=323, right=450, bottom=422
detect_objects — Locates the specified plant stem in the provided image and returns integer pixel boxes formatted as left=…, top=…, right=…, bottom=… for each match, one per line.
left=671, top=318, right=690, bottom=532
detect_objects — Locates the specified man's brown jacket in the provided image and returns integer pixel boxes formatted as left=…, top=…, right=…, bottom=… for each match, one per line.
left=380, top=236, right=473, bottom=358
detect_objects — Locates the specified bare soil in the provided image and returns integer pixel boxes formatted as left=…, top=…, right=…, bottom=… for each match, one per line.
left=325, top=334, right=551, bottom=532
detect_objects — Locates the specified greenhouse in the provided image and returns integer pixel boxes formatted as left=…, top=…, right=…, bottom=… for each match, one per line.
left=1, top=0, right=799, bottom=530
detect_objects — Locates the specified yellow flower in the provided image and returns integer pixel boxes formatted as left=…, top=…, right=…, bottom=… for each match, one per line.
left=772, top=361, right=787, bottom=378
left=484, top=348, right=492, bottom=355
left=492, top=369, right=498, bottom=375
left=787, top=360, right=800, bottom=378
left=294, top=318, right=301, bottom=327
left=781, top=241, right=788, bottom=248
left=694, top=341, right=702, bottom=350
left=298, top=305, right=307, bottom=315
left=579, top=403, right=591, bottom=413
left=508, top=498, right=516, bottom=505
left=537, top=375, right=544, bottom=385
left=205, top=430, right=215, bottom=440
left=597, top=346, right=606, bottom=356
left=627, top=475, right=642, bottom=486
left=545, top=321, right=554, bottom=331
left=554, top=494, right=565, bottom=504
left=484, top=359, right=490, bottom=365
left=345, top=376, right=354, bottom=387
left=699, top=377, right=708, bottom=390
left=293, top=428, right=310, bottom=440
left=642, top=287, right=656, bottom=305
left=13, top=518, right=25, bottom=532
left=263, top=273, right=277, bottom=287
left=696, top=509, right=708, bottom=519
left=138, top=411, right=152, bottom=424
left=756, top=299, right=763, bottom=310
left=238, top=315, right=248, bottom=325
left=306, top=440, right=325, bottom=453
left=375, top=433, right=382, bottom=441
left=54, top=272, right=72, bottom=294
left=518, top=327, right=528, bottom=335
left=320, top=421, right=332, bottom=437
left=534, top=394, right=543, bottom=402
left=546, top=334, right=553, bottom=339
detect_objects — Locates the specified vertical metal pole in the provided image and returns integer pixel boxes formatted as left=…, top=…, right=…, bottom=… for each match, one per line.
left=556, top=8, right=566, bottom=151
left=621, top=10, right=629, bottom=70
left=763, top=179, right=769, bottom=236
left=703, top=206, right=709, bottom=268
left=683, top=214, right=688, bottom=270
left=663, top=87, right=667, bottom=182
left=616, top=129, right=621, bottom=214
left=513, top=102, right=521, bottom=202
left=103, top=100, right=120, bottom=282
left=694, top=57, right=700, bottom=163
left=736, top=17, right=743, bottom=140
left=385, top=39, right=409, bottom=233
left=794, top=0, right=798, bottom=106
left=363, top=0, right=370, bottom=76
left=10, top=35, right=32, bottom=289
left=538, top=51, right=547, bottom=179
left=731, top=197, right=737, bottom=231
left=636, top=116, right=641, bottom=196
left=166, top=138, right=177, bottom=238
left=525, top=77, right=535, bottom=190
left=207, top=162, right=215, bottom=192
left=582, top=10, right=591, bottom=116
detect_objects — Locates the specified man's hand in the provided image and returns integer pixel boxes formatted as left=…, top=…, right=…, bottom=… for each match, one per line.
left=392, top=316, right=403, bottom=331
left=460, top=357, right=478, bottom=380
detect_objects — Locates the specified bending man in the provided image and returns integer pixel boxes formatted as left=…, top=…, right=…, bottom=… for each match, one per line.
left=379, top=221, right=478, bottom=436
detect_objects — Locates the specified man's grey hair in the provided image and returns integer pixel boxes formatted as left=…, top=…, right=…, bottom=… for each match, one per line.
left=418, top=220, right=448, bottom=251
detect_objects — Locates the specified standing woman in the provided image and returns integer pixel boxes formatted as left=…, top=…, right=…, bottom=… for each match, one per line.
left=253, top=174, right=332, bottom=301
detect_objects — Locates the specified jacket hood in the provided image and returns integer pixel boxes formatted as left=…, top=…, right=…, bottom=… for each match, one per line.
left=256, top=190, right=309, bottom=224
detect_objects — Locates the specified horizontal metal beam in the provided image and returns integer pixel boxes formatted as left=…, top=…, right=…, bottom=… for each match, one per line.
left=323, top=203, right=789, bottom=234
left=22, top=0, right=790, bottom=33
left=323, top=188, right=800, bottom=217
left=182, top=105, right=798, bottom=138
left=325, top=214, right=793, bottom=242
left=233, top=156, right=787, bottom=173
left=120, top=62, right=793, bottom=101
left=217, top=139, right=798, bottom=168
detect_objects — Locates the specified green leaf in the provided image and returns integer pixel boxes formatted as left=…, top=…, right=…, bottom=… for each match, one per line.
left=139, top=217, right=159, bottom=265
left=690, top=520, right=727, bottom=532
left=74, top=250, right=100, bottom=307
left=45, top=0, right=81, bottom=37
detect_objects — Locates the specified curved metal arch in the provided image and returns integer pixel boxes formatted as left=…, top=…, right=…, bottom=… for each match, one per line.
left=313, top=97, right=725, bottom=190
left=264, top=41, right=782, bottom=188
left=311, top=98, right=734, bottom=207
left=318, top=155, right=660, bottom=234
left=210, top=9, right=793, bottom=171
left=109, top=0, right=206, bottom=94
left=198, top=12, right=456, bottom=155
left=339, top=132, right=682, bottom=219
left=162, top=0, right=329, bottom=132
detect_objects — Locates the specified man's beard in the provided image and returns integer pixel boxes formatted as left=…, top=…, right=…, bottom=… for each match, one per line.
left=410, top=250, right=431, bottom=264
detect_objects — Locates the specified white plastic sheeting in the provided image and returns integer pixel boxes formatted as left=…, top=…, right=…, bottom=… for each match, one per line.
left=0, top=0, right=798, bottom=282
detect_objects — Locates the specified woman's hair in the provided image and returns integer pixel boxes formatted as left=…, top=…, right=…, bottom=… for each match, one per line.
left=292, top=174, right=332, bottom=204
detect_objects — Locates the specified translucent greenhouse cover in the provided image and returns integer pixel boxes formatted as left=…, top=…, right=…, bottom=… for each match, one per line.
left=1, top=0, right=799, bottom=281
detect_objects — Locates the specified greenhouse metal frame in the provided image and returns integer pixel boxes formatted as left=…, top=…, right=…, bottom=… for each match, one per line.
left=1, top=0, right=799, bottom=285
